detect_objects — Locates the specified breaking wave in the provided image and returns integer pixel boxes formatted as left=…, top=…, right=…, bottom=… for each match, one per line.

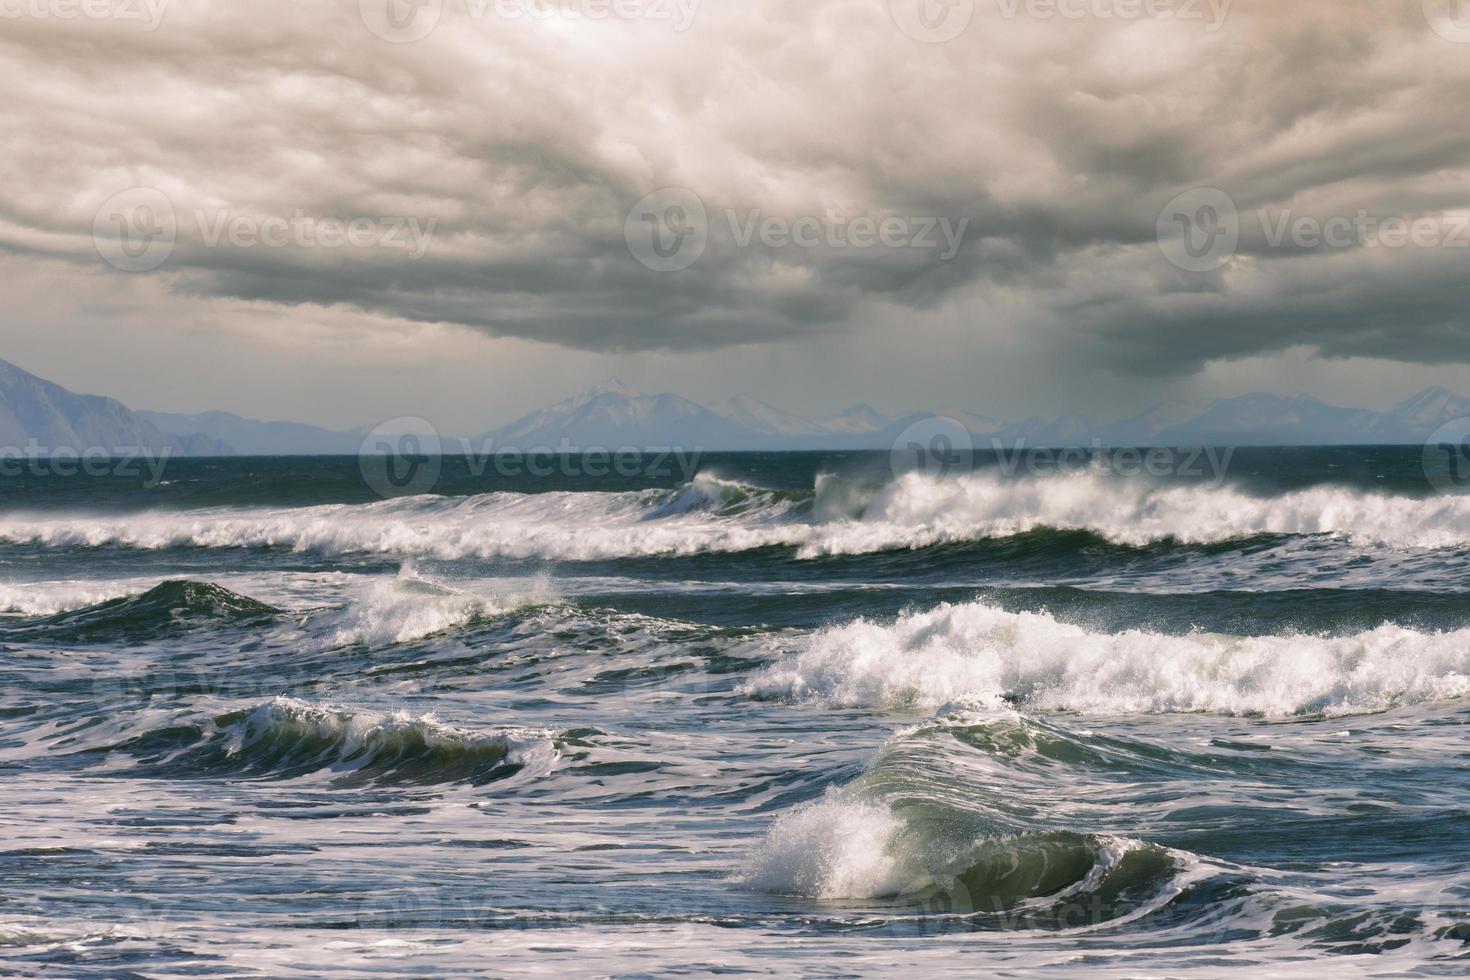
left=1, top=469, right=1468, bottom=561
left=739, top=706, right=1213, bottom=924
left=0, top=580, right=140, bottom=616
left=305, top=566, right=555, bottom=648
left=743, top=599, right=1470, bottom=717
left=740, top=786, right=1190, bottom=916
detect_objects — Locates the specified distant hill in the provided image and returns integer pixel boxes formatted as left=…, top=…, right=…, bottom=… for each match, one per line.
left=140, top=410, right=361, bottom=456
left=0, top=359, right=230, bottom=456
left=715, top=394, right=833, bottom=438
left=480, top=383, right=1470, bottom=451
left=821, top=404, right=891, bottom=436
left=477, top=381, right=1470, bottom=451
left=480, top=380, right=757, bottom=451
left=712, top=396, right=895, bottom=440
left=1095, top=391, right=1470, bottom=447
left=6, top=359, right=1468, bottom=455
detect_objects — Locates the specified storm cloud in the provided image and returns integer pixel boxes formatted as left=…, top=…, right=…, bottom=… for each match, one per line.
left=1, top=0, right=1468, bottom=377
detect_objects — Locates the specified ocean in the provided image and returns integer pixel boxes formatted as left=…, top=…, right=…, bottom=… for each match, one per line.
left=2, top=447, right=1469, bottom=976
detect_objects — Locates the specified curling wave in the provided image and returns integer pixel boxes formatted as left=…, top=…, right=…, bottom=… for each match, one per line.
left=105, top=697, right=559, bottom=787
left=741, top=787, right=1189, bottom=917
left=739, top=706, right=1213, bottom=926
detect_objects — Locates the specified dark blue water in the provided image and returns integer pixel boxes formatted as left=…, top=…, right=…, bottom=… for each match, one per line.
left=3, top=448, right=1470, bottom=975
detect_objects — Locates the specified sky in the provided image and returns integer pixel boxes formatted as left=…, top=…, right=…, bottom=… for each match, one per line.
left=1, top=0, right=1469, bottom=432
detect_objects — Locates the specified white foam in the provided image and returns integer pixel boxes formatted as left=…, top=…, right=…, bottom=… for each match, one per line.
left=738, top=788, right=912, bottom=899
left=743, top=600, right=1470, bottom=717
left=0, top=579, right=144, bottom=616
left=2, top=469, right=1467, bottom=561
left=793, top=468, right=1470, bottom=555
left=309, top=568, right=553, bottom=648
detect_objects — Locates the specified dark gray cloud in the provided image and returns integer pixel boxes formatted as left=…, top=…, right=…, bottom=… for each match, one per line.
left=0, top=0, right=1467, bottom=375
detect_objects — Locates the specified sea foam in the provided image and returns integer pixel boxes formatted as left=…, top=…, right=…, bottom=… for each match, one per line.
left=2, top=469, right=1468, bottom=560
left=310, top=567, right=553, bottom=648
left=743, top=600, right=1470, bottom=717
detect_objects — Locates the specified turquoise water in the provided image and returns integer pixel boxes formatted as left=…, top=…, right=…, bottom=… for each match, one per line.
left=2, top=449, right=1469, bottom=976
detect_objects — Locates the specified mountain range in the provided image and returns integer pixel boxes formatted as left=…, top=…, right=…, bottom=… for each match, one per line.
left=472, top=380, right=1470, bottom=451
left=2, top=358, right=1468, bottom=455
left=0, top=360, right=229, bottom=457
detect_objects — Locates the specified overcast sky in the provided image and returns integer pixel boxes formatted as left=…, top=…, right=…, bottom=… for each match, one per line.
left=1, top=0, right=1468, bottom=431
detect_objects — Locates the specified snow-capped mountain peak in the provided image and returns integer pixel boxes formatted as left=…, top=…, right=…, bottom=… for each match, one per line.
left=819, top=403, right=891, bottom=435
left=716, top=395, right=827, bottom=436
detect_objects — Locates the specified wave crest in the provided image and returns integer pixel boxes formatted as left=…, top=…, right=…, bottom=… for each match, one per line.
left=308, top=568, right=553, bottom=648
left=4, top=469, right=1469, bottom=561
left=739, top=786, right=1189, bottom=924
left=111, top=697, right=559, bottom=787
left=743, top=600, right=1470, bottom=717
left=7, top=581, right=279, bottom=641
